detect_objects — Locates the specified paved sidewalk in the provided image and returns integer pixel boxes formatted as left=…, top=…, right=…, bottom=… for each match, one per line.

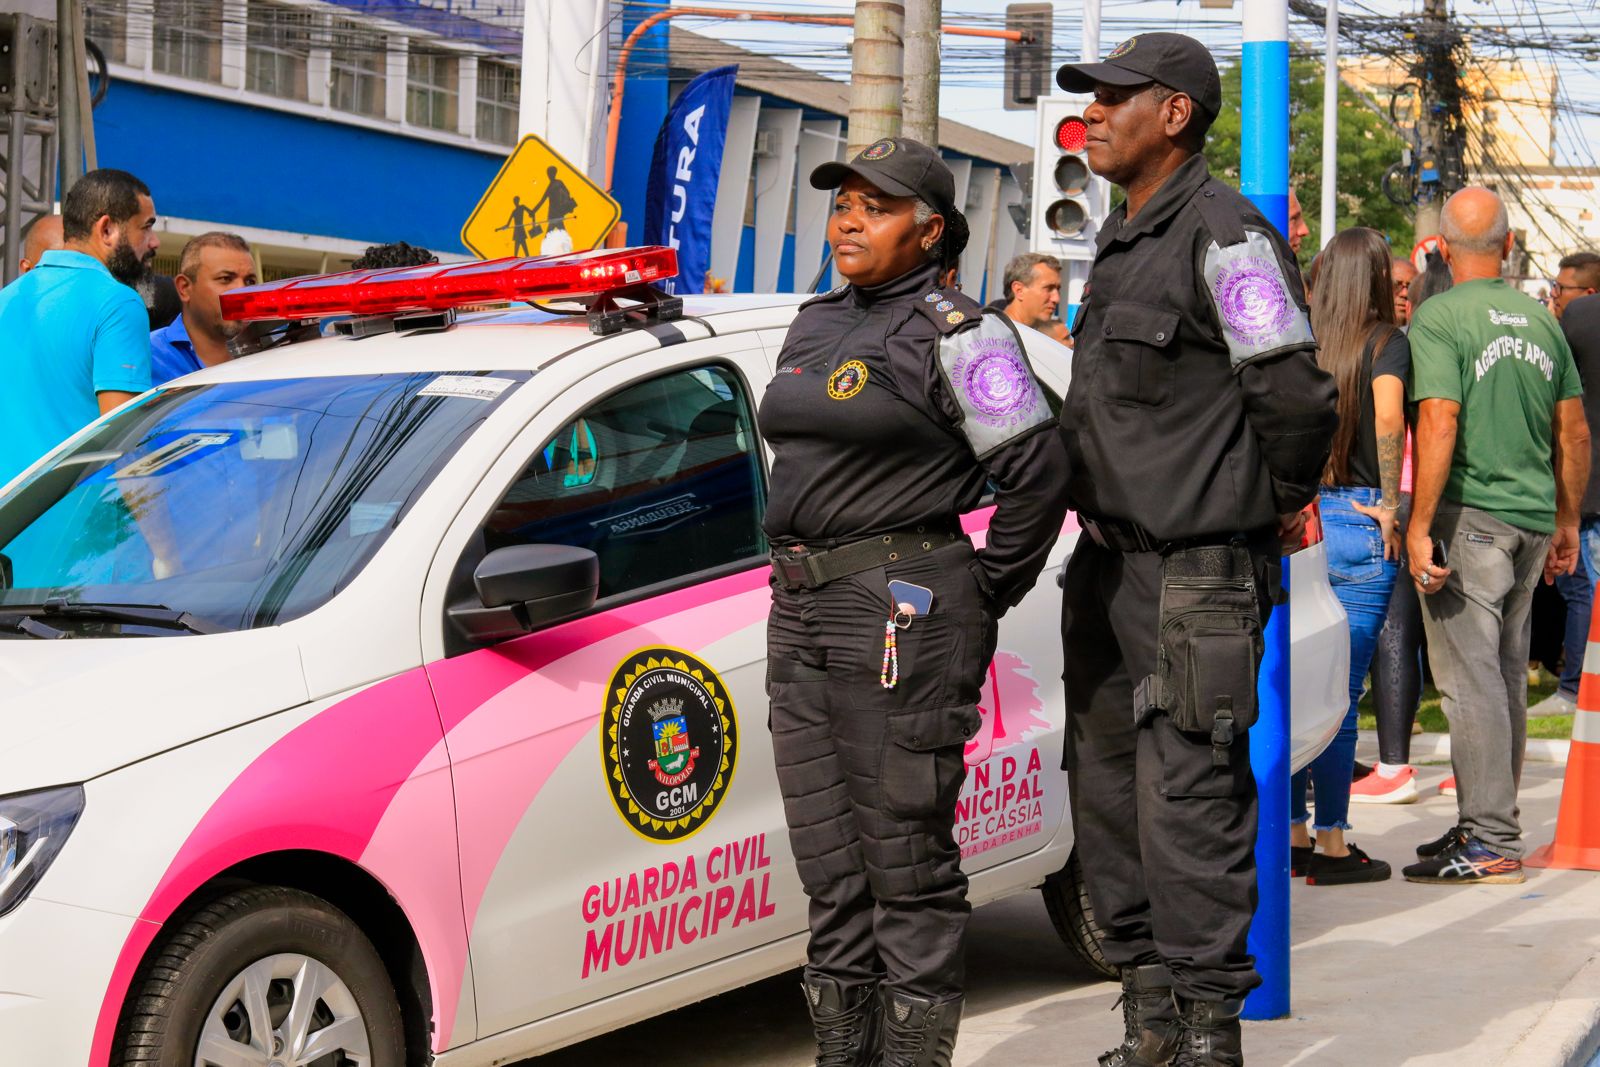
left=531, top=756, right=1600, bottom=1066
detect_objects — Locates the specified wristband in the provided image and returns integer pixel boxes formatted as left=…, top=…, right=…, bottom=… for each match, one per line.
left=1379, top=500, right=1400, bottom=511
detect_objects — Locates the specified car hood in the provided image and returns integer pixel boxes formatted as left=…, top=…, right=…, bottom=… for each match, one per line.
left=0, top=629, right=308, bottom=793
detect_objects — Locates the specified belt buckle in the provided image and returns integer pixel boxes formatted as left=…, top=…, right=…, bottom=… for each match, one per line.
left=774, top=551, right=811, bottom=590
left=1083, top=517, right=1111, bottom=550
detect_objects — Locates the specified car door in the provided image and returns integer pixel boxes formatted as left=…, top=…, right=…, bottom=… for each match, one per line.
left=422, top=339, right=805, bottom=1040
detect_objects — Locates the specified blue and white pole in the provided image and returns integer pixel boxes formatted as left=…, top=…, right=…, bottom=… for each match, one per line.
left=1240, top=0, right=1293, bottom=1024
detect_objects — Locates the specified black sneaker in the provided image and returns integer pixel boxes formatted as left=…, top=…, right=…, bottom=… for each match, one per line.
left=1402, top=834, right=1525, bottom=885
left=1306, top=844, right=1391, bottom=886
left=1415, top=824, right=1469, bottom=859
left=1290, top=845, right=1314, bottom=878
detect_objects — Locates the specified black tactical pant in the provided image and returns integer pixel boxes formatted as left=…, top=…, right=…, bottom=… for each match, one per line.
left=1060, top=539, right=1270, bottom=1003
left=767, top=540, right=995, bottom=1001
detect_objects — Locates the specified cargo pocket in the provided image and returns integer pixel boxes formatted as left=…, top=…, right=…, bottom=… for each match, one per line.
left=1155, top=585, right=1262, bottom=738
left=847, top=613, right=966, bottom=711
left=880, top=705, right=981, bottom=820
left=1096, top=303, right=1180, bottom=408
left=1154, top=714, right=1252, bottom=798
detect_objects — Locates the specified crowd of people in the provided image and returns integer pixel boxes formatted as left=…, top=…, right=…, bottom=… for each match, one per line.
left=0, top=168, right=436, bottom=486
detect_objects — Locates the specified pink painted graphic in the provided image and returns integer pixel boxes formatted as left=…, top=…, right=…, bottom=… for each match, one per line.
left=959, top=652, right=1053, bottom=858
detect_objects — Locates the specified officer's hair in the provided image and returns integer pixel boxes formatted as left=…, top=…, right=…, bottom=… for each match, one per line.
left=1559, top=251, right=1600, bottom=291
left=351, top=241, right=439, bottom=270
left=1439, top=193, right=1509, bottom=256
left=178, top=232, right=252, bottom=281
left=1410, top=250, right=1453, bottom=311
left=62, top=169, right=151, bottom=242
left=1148, top=84, right=1211, bottom=152
left=1004, top=253, right=1061, bottom=300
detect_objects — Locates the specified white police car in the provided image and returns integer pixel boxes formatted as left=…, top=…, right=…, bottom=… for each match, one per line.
left=0, top=248, right=1347, bottom=1065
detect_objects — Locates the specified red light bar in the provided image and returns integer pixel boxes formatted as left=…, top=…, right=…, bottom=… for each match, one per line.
left=1054, top=116, right=1088, bottom=154
left=220, top=246, right=679, bottom=322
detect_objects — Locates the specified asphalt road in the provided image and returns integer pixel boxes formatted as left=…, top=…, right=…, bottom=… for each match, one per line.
left=521, top=887, right=1107, bottom=1066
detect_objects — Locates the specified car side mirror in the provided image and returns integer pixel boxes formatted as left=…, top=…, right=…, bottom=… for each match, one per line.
left=447, top=544, right=599, bottom=643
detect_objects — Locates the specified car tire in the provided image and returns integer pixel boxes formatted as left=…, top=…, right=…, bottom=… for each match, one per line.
left=1040, top=847, right=1117, bottom=981
left=115, top=885, right=407, bottom=1066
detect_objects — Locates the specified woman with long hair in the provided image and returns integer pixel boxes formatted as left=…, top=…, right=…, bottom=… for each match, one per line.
left=1290, top=227, right=1410, bottom=884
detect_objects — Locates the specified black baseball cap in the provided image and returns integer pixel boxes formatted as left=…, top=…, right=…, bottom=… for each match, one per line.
left=810, top=138, right=957, bottom=219
left=1055, top=32, right=1223, bottom=121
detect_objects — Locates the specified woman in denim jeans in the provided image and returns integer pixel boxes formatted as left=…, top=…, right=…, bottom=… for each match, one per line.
left=1290, top=228, right=1410, bottom=884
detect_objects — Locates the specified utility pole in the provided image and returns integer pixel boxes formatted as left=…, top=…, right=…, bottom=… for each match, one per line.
left=56, top=0, right=82, bottom=190
left=902, top=0, right=940, bottom=146
left=1319, top=0, right=1337, bottom=248
left=847, top=1, right=905, bottom=156
left=1412, top=0, right=1459, bottom=239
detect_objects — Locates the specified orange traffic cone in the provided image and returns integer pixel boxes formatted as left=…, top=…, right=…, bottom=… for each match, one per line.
left=1527, top=582, right=1600, bottom=870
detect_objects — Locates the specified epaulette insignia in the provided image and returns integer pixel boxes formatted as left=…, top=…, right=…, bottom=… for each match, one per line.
left=946, top=311, right=965, bottom=325
left=924, top=292, right=942, bottom=303
left=936, top=300, right=954, bottom=312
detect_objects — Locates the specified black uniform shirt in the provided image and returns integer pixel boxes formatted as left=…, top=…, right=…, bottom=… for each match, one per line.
left=760, top=261, right=1071, bottom=610
left=1560, top=293, right=1600, bottom=518
left=1062, top=154, right=1338, bottom=542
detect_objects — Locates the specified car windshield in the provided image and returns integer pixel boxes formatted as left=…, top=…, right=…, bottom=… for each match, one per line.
left=0, top=371, right=526, bottom=634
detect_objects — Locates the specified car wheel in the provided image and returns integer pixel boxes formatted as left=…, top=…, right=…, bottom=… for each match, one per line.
left=1040, top=847, right=1117, bottom=980
left=116, top=885, right=407, bottom=1067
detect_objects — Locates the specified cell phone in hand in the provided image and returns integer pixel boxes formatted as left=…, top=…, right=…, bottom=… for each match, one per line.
left=1432, top=539, right=1449, bottom=569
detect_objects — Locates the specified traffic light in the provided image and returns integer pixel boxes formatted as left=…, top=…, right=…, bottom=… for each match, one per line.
left=1029, top=95, right=1111, bottom=305
left=1003, top=3, right=1052, bottom=111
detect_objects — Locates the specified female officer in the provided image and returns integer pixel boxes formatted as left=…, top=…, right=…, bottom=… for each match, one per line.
left=759, top=137, right=1070, bottom=1067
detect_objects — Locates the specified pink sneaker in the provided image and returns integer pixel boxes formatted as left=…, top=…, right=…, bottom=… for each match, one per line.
left=1350, top=765, right=1420, bottom=804
left=1439, top=775, right=1457, bottom=797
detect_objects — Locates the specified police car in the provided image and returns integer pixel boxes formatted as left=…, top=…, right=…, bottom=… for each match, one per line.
left=0, top=248, right=1348, bottom=1066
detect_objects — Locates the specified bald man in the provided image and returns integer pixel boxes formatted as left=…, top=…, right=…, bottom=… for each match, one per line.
left=1403, top=186, right=1590, bottom=886
left=1286, top=187, right=1311, bottom=256
left=18, top=214, right=64, bottom=275
left=1391, top=255, right=1417, bottom=326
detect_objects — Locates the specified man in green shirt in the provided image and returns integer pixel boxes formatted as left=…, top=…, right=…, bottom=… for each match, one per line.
left=1405, top=187, right=1590, bottom=885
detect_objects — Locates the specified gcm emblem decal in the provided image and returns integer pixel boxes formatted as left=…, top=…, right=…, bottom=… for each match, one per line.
left=828, top=360, right=869, bottom=400
left=603, top=649, right=738, bottom=842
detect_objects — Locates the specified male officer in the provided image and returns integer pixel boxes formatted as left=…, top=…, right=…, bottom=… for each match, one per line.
left=1054, top=34, right=1338, bottom=1067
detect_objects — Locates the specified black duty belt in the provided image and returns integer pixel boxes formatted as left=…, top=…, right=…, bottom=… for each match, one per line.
left=770, top=523, right=964, bottom=591
left=1080, top=514, right=1252, bottom=556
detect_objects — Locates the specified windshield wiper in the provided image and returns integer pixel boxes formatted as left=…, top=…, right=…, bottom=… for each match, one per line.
left=16, top=598, right=225, bottom=636
left=0, top=615, right=70, bottom=639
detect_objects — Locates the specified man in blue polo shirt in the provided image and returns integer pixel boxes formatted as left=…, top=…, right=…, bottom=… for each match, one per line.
left=0, top=169, right=158, bottom=486
left=150, top=231, right=257, bottom=385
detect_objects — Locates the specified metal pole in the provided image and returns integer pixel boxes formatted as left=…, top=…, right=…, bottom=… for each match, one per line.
left=1319, top=0, right=1337, bottom=248
left=846, top=1, right=904, bottom=157
left=70, top=0, right=94, bottom=170
left=902, top=0, right=939, bottom=146
left=55, top=0, right=81, bottom=191
left=1082, top=0, right=1100, bottom=62
left=4, top=110, right=26, bottom=286
left=1240, top=0, right=1292, bottom=1024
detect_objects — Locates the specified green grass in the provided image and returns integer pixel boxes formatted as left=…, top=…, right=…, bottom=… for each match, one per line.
left=1356, top=677, right=1576, bottom=740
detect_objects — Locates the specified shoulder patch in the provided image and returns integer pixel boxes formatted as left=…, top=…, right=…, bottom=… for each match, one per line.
left=798, top=284, right=851, bottom=311
left=936, top=311, right=1053, bottom=457
left=1203, top=230, right=1315, bottom=368
left=914, top=289, right=984, bottom=335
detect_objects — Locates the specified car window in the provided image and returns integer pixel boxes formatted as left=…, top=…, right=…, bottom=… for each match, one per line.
left=480, top=364, right=768, bottom=600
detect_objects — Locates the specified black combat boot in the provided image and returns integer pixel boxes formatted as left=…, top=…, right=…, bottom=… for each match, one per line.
left=1099, top=964, right=1182, bottom=1067
left=1170, top=996, right=1245, bottom=1067
left=802, top=974, right=883, bottom=1067
left=879, top=989, right=962, bottom=1067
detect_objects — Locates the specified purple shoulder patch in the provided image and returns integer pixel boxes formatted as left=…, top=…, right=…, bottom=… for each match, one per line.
left=1213, top=257, right=1294, bottom=346
left=953, top=338, right=1039, bottom=425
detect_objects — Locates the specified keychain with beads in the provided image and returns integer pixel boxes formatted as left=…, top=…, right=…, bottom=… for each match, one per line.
left=880, top=616, right=899, bottom=689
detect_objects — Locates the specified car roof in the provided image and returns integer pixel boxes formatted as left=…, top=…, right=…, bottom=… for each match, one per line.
left=176, top=292, right=812, bottom=385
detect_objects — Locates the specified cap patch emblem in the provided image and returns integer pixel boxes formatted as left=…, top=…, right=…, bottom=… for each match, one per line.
left=1108, top=36, right=1137, bottom=59
left=861, top=139, right=897, bottom=161
left=1213, top=257, right=1294, bottom=347
left=936, top=300, right=954, bottom=312
left=828, top=360, right=869, bottom=400
left=925, top=292, right=942, bottom=303
left=945, top=310, right=966, bottom=325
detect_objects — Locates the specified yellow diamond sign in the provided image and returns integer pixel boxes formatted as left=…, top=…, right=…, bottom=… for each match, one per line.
left=461, top=134, right=620, bottom=259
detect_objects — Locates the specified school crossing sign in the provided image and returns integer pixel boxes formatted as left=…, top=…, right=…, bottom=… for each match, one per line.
left=461, top=134, right=620, bottom=259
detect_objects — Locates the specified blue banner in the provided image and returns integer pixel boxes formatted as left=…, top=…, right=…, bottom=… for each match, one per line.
left=644, top=65, right=738, bottom=295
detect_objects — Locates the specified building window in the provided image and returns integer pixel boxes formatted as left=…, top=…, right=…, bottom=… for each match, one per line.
left=329, top=20, right=386, bottom=118
left=247, top=3, right=313, bottom=101
left=152, top=0, right=223, bottom=82
left=476, top=60, right=519, bottom=145
left=84, top=3, right=127, bottom=64
left=406, top=49, right=459, bottom=130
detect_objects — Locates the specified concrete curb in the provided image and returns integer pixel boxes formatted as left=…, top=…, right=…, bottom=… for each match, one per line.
left=1506, top=952, right=1600, bottom=1067
left=1357, top=729, right=1570, bottom=764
